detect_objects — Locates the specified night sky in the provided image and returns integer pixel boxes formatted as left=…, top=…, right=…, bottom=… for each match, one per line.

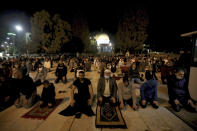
left=0, top=1, right=197, bottom=52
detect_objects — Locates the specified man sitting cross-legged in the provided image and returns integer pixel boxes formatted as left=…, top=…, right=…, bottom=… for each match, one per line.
left=59, top=71, right=94, bottom=118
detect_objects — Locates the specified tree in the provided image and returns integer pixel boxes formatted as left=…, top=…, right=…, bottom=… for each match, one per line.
left=30, top=10, right=51, bottom=53
left=30, top=10, right=71, bottom=54
left=72, top=11, right=90, bottom=53
left=116, top=8, right=148, bottom=54
left=47, top=14, right=71, bottom=53
left=61, top=36, right=84, bottom=54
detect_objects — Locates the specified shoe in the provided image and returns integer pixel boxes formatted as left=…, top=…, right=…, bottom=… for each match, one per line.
left=15, top=104, right=22, bottom=108
left=75, top=112, right=82, bottom=118
left=133, top=106, right=139, bottom=111
left=55, top=80, right=59, bottom=83
left=40, top=103, right=47, bottom=108
left=48, top=105, right=54, bottom=108
left=152, top=104, right=159, bottom=109
left=63, top=80, right=67, bottom=84
left=48, top=104, right=54, bottom=108
left=173, top=105, right=181, bottom=112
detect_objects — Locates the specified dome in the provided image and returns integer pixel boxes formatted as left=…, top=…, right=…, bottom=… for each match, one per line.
left=95, top=33, right=110, bottom=45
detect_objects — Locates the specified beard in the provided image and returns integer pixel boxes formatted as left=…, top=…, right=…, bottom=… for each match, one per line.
left=79, top=78, right=84, bottom=81
left=176, top=76, right=183, bottom=80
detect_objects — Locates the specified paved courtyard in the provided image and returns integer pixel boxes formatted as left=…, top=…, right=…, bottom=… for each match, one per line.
left=0, top=64, right=194, bottom=131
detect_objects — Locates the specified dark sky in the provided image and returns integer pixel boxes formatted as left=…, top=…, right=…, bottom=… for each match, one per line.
left=0, top=1, right=197, bottom=52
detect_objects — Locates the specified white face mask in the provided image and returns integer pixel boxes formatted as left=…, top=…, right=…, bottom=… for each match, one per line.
left=104, top=76, right=110, bottom=79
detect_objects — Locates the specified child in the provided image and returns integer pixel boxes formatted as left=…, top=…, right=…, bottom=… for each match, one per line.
left=40, top=80, right=56, bottom=108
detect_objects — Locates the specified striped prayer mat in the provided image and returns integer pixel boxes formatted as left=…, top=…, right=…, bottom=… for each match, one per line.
left=165, top=106, right=197, bottom=130
left=22, top=99, right=63, bottom=120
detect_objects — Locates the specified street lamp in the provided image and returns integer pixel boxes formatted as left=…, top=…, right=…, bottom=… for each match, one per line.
left=15, top=25, right=23, bottom=32
left=15, top=25, right=29, bottom=56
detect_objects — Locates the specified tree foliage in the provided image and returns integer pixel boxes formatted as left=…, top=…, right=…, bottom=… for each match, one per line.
left=116, top=9, right=148, bottom=53
left=30, top=10, right=71, bottom=54
left=72, top=11, right=90, bottom=53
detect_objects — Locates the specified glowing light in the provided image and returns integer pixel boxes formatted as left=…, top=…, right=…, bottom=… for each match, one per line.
left=7, top=33, right=16, bottom=36
left=15, top=25, right=23, bottom=31
left=95, top=34, right=110, bottom=45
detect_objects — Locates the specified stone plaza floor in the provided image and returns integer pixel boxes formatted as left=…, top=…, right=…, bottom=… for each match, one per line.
left=0, top=64, right=195, bottom=131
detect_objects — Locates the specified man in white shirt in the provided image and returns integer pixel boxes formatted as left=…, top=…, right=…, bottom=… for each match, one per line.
left=118, top=77, right=139, bottom=110
left=118, top=59, right=124, bottom=67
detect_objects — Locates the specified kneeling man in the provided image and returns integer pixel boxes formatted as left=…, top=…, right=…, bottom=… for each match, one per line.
left=59, top=71, right=94, bottom=118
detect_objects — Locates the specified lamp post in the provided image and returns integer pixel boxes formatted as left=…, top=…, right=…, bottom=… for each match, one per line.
left=15, top=25, right=29, bottom=56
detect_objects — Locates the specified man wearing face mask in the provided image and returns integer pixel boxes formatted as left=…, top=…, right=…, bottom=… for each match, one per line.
left=34, top=63, right=47, bottom=87
left=97, top=69, right=118, bottom=106
left=55, top=60, right=67, bottom=84
left=167, top=68, right=197, bottom=112
left=140, top=66, right=159, bottom=109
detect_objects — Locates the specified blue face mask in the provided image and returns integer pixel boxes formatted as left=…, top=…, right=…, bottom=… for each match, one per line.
left=104, top=76, right=110, bottom=79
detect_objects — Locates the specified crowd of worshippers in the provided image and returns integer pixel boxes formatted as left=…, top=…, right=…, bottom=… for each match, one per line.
left=0, top=54, right=196, bottom=115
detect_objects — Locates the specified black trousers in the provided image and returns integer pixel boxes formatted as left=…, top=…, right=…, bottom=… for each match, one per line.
left=140, top=99, right=156, bottom=108
left=55, top=75, right=67, bottom=83
left=98, top=96, right=117, bottom=107
left=171, top=98, right=196, bottom=112
left=41, top=97, right=56, bottom=105
left=123, top=98, right=133, bottom=107
left=34, top=79, right=42, bottom=87
left=59, top=94, right=94, bottom=116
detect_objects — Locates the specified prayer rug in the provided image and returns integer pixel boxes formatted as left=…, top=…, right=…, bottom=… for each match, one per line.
left=95, top=102, right=127, bottom=128
left=22, top=99, right=63, bottom=120
left=165, top=106, right=197, bottom=130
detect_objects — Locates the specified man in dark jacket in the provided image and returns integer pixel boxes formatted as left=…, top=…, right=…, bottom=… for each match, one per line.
left=97, top=69, right=118, bottom=106
left=55, top=60, right=67, bottom=84
left=167, top=68, right=196, bottom=112
left=111, top=62, right=117, bottom=74
left=40, top=80, right=56, bottom=108
left=128, top=63, right=141, bottom=83
left=0, top=70, right=18, bottom=111
left=15, top=70, right=36, bottom=109
left=140, top=66, right=159, bottom=109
